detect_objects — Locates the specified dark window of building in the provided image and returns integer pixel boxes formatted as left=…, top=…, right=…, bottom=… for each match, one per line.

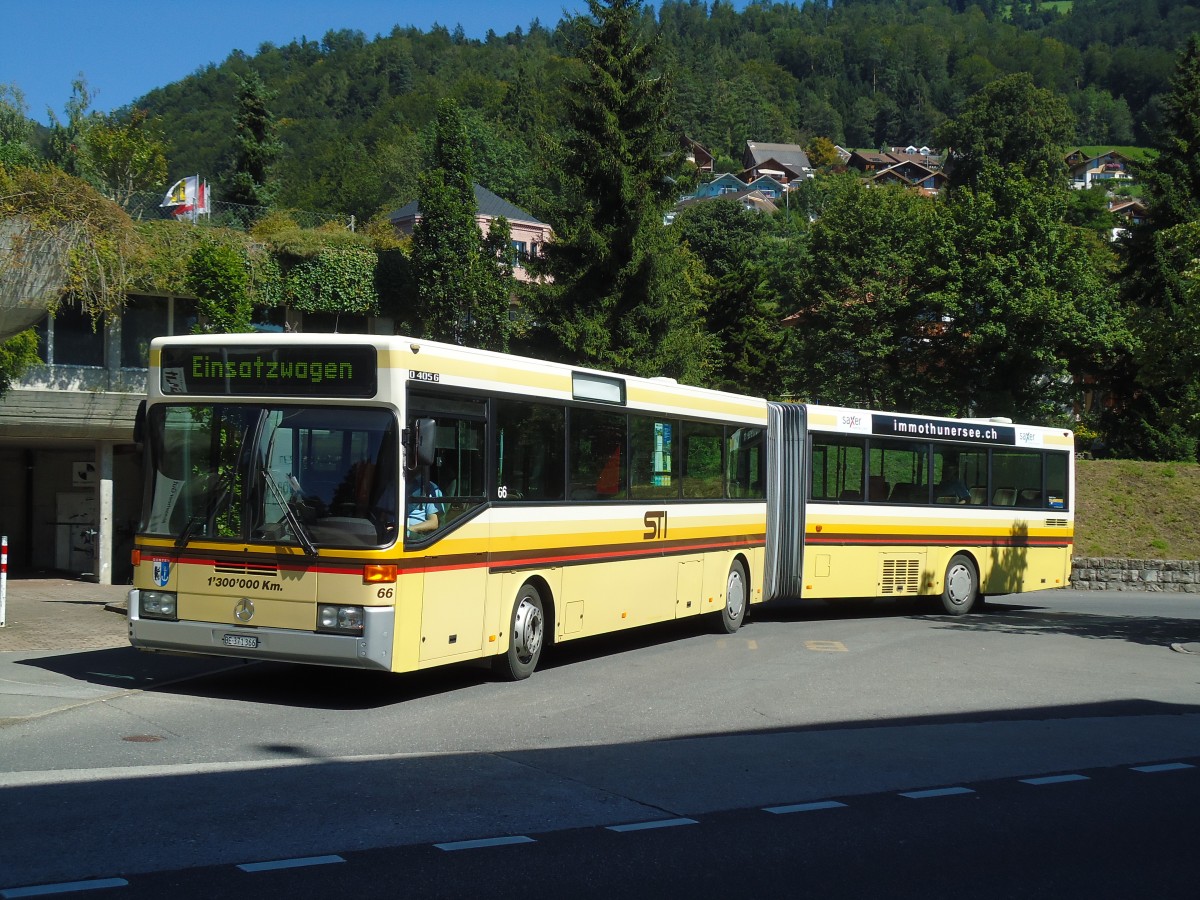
left=49, top=305, right=104, bottom=367
left=121, top=295, right=169, bottom=368
left=302, top=313, right=368, bottom=333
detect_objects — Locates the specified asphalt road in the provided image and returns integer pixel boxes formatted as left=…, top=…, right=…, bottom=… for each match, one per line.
left=1, top=589, right=1198, bottom=896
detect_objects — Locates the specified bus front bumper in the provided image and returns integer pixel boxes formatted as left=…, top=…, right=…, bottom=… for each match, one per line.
left=127, top=590, right=395, bottom=672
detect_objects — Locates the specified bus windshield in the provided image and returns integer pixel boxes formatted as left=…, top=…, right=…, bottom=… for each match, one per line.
left=143, top=403, right=399, bottom=549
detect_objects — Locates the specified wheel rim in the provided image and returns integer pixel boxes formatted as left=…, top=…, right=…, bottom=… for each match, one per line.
left=726, top=567, right=746, bottom=621
left=946, top=562, right=974, bottom=606
left=513, top=595, right=543, bottom=664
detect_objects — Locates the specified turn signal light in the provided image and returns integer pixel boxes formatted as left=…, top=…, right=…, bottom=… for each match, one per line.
left=131, top=549, right=142, bottom=568
left=363, top=564, right=398, bottom=584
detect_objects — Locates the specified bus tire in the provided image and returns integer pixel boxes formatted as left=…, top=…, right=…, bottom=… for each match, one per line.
left=940, top=553, right=978, bottom=616
left=493, top=583, right=546, bottom=681
left=716, top=559, right=748, bottom=634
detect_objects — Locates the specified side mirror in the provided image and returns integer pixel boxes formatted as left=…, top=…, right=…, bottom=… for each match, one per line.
left=133, top=400, right=146, bottom=446
left=406, top=418, right=437, bottom=468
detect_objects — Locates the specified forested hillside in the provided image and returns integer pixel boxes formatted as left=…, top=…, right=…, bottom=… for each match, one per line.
left=134, top=0, right=1200, bottom=223
left=5, top=0, right=1200, bottom=462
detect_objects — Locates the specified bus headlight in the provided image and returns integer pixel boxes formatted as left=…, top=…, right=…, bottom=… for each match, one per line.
left=317, top=604, right=364, bottom=636
left=140, top=590, right=178, bottom=621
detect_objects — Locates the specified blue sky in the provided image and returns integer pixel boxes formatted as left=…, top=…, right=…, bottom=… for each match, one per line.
left=2, top=1, right=604, bottom=124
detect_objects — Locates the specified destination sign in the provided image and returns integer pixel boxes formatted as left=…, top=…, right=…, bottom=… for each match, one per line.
left=160, top=345, right=378, bottom=397
left=872, top=413, right=1016, bottom=446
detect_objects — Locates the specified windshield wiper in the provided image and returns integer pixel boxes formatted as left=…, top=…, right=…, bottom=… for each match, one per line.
left=261, top=465, right=318, bottom=559
left=175, top=472, right=231, bottom=548
left=175, top=515, right=202, bottom=549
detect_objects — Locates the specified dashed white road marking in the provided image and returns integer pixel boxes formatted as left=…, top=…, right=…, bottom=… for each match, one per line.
left=434, top=836, right=535, bottom=851
left=237, top=855, right=345, bottom=872
left=1131, top=762, right=1194, bottom=773
left=607, top=817, right=699, bottom=832
left=1020, top=774, right=1090, bottom=785
left=764, top=800, right=848, bottom=814
left=1, top=878, right=128, bottom=898
left=899, top=786, right=975, bottom=799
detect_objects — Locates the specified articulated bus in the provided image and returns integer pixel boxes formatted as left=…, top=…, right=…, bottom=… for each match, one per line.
left=128, top=334, right=1073, bottom=679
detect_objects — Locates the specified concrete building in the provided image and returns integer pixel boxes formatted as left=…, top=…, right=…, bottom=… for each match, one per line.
left=0, top=295, right=201, bottom=584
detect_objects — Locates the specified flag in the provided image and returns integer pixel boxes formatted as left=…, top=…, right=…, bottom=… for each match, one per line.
left=161, top=176, right=209, bottom=218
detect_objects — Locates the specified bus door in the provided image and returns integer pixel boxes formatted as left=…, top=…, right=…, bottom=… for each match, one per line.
left=764, top=402, right=807, bottom=601
left=406, top=400, right=490, bottom=663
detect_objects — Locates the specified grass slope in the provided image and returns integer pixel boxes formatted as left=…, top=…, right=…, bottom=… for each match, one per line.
left=1075, top=459, right=1200, bottom=559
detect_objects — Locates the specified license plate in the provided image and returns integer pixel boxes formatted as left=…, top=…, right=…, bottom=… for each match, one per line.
left=222, top=633, right=260, bottom=649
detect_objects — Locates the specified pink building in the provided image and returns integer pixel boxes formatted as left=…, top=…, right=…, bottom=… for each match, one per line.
left=390, top=183, right=554, bottom=284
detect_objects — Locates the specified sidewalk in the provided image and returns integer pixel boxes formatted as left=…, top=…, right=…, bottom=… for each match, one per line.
left=0, top=574, right=130, bottom=653
left=0, top=574, right=238, bottom=729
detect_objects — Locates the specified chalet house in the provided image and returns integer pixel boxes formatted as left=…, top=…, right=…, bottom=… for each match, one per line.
left=1109, top=198, right=1150, bottom=241
left=390, top=184, right=553, bottom=284
left=666, top=172, right=788, bottom=223
left=870, top=161, right=949, bottom=196
left=668, top=188, right=780, bottom=223
left=741, top=141, right=813, bottom=184
left=1064, top=149, right=1135, bottom=190
left=692, top=173, right=787, bottom=201
left=848, top=147, right=944, bottom=174
left=847, top=150, right=897, bottom=173
left=681, top=136, right=714, bottom=173
left=888, top=146, right=943, bottom=169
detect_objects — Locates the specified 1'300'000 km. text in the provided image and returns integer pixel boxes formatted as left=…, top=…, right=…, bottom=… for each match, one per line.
left=207, top=577, right=284, bottom=591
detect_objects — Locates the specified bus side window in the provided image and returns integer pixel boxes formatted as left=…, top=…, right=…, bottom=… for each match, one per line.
left=681, top=421, right=724, bottom=499
left=809, top=435, right=864, bottom=502
left=569, top=408, right=627, bottom=501
left=868, top=475, right=889, bottom=501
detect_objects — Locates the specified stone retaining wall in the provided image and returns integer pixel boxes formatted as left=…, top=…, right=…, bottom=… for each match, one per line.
left=1070, top=558, right=1200, bottom=592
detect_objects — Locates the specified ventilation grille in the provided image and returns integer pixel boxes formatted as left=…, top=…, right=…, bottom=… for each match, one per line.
left=1045, top=518, right=1069, bottom=528
left=213, top=562, right=279, bottom=577
left=881, top=558, right=922, bottom=595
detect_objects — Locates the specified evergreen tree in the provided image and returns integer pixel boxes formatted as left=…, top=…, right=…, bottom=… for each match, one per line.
left=411, top=99, right=510, bottom=351
left=534, top=0, right=715, bottom=383
left=1112, top=35, right=1200, bottom=459
left=225, top=73, right=281, bottom=209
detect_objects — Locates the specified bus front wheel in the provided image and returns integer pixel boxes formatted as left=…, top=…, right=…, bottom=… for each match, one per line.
left=940, top=554, right=979, bottom=616
left=716, top=559, right=748, bottom=634
left=493, top=583, right=546, bottom=681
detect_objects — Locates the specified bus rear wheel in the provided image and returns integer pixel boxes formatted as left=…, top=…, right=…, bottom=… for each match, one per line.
left=940, top=553, right=979, bottom=616
left=716, top=559, right=748, bottom=634
left=493, top=583, right=546, bottom=681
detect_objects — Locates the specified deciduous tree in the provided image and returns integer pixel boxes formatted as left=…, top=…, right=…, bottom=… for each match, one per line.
left=84, top=109, right=169, bottom=209
left=935, top=72, right=1075, bottom=190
